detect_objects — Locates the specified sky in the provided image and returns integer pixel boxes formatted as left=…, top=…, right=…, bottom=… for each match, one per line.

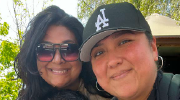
left=0, top=0, right=78, bottom=40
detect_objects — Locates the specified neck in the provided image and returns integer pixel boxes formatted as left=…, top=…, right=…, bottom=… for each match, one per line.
left=117, top=87, right=153, bottom=100
left=60, top=78, right=81, bottom=91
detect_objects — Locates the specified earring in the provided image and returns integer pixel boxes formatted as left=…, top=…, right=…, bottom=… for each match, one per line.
left=39, top=72, right=43, bottom=75
left=96, top=81, right=104, bottom=91
left=158, top=56, right=163, bottom=70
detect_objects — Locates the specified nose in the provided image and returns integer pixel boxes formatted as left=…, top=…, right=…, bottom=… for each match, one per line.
left=107, top=51, right=123, bottom=68
left=52, top=49, right=65, bottom=64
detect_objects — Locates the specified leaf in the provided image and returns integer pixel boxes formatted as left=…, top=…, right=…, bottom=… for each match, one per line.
left=77, top=0, right=180, bottom=25
left=0, top=22, right=9, bottom=36
left=0, top=41, right=19, bottom=69
left=1, top=0, right=54, bottom=99
left=0, top=72, right=22, bottom=100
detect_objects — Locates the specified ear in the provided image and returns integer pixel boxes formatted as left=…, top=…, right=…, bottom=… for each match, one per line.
left=151, top=36, right=158, bottom=61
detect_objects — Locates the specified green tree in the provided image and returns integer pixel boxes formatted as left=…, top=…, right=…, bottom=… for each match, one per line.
left=77, top=0, right=180, bottom=25
left=0, top=0, right=53, bottom=99
left=0, top=19, right=21, bottom=100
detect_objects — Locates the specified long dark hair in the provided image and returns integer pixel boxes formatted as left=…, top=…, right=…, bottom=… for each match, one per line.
left=14, top=5, right=84, bottom=100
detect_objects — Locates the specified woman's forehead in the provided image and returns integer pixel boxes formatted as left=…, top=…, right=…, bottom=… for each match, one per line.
left=94, top=30, right=145, bottom=47
left=96, top=31, right=135, bottom=43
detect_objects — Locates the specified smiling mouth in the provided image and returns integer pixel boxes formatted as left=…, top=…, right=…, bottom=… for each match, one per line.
left=49, top=69, right=69, bottom=74
left=111, top=69, right=132, bottom=80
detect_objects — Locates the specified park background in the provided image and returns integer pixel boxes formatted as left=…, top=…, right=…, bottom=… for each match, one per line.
left=0, top=0, right=180, bottom=99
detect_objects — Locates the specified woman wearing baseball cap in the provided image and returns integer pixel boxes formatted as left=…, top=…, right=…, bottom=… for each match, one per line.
left=79, top=2, right=180, bottom=100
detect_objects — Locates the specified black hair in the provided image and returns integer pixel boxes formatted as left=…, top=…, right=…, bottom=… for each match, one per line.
left=14, top=5, right=84, bottom=100
left=44, top=89, right=89, bottom=100
left=145, top=31, right=153, bottom=43
left=81, top=62, right=113, bottom=98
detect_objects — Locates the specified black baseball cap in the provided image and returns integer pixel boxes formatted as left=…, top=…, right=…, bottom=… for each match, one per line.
left=79, top=2, right=151, bottom=62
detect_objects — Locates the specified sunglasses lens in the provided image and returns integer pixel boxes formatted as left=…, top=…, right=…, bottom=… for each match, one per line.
left=61, top=44, right=79, bottom=61
left=36, top=44, right=54, bottom=62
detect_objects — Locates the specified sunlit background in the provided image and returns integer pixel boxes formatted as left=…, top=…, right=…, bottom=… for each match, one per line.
left=0, top=0, right=78, bottom=40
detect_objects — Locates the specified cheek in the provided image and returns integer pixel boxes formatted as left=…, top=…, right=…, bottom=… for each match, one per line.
left=37, top=60, right=48, bottom=71
left=36, top=61, right=49, bottom=81
left=126, top=42, right=157, bottom=82
left=92, top=62, right=110, bottom=92
left=91, top=60, right=106, bottom=79
left=126, top=42, right=154, bottom=66
left=70, top=61, right=82, bottom=74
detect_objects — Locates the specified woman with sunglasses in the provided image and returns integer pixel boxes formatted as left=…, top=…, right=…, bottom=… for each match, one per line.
left=14, top=5, right=111, bottom=100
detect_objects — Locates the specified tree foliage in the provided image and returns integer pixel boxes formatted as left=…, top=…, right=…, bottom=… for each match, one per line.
left=0, top=72, right=21, bottom=100
left=0, top=22, right=9, bottom=37
left=0, top=41, right=19, bottom=70
left=77, top=0, right=180, bottom=25
left=0, top=0, right=53, bottom=99
left=0, top=19, right=20, bottom=100
left=12, top=0, right=54, bottom=40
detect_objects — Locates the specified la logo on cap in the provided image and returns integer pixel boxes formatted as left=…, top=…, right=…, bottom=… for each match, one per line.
left=95, top=8, right=109, bottom=32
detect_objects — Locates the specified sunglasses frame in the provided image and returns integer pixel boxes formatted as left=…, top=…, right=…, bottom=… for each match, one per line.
left=36, top=43, right=80, bottom=62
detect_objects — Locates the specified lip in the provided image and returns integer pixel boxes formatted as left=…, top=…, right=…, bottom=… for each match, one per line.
left=48, top=68, right=71, bottom=75
left=111, top=69, right=132, bottom=80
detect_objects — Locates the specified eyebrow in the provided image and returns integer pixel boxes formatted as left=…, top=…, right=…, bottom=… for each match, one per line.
left=93, top=43, right=102, bottom=48
left=93, top=30, right=134, bottom=48
left=41, top=40, right=76, bottom=44
left=93, top=36, right=108, bottom=48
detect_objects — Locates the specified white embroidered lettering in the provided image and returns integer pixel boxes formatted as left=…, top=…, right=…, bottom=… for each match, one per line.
left=95, top=8, right=109, bottom=32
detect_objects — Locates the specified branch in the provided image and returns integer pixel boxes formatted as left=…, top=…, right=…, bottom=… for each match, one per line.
left=0, top=38, right=10, bottom=43
left=7, top=1, right=19, bottom=35
left=0, top=38, right=17, bottom=45
left=12, top=1, right=21, bottom=40
left=82, top=0, right=93, bottom=9
left=33, top=0, right=34, bottom=17
left=0, top=75, right=5, bottom=78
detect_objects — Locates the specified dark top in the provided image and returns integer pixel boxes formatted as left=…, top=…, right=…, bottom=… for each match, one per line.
left=111, top=71, right=180, bottom=100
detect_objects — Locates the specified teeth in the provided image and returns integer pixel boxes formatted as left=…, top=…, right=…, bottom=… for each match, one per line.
left=52, top=69, right=68, bottom=73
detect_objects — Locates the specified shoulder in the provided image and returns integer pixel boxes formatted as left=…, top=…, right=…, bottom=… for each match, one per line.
left=78, top=81, right=111, bottom=100
left=158, top=72, right=180, bottom=100
left=111, top=97, right=118, bottom=100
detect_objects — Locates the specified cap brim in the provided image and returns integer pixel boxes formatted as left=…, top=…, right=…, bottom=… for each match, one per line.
left=79, top=28, right=145, bottom=62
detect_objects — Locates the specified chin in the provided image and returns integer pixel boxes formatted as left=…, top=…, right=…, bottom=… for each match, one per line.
left=117, top=91, right=137, bottom=99
left=111, top=85, right=138, bottom=99
left=50, top=81, right=67, bottom=88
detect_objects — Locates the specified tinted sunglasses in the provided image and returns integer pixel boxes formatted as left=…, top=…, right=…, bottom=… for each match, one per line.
left=36, top=43, right=79, bottom=62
